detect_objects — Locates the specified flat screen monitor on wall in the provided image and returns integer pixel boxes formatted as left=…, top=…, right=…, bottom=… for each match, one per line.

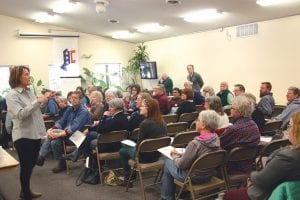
left=140, top=61, right=158, bottom=79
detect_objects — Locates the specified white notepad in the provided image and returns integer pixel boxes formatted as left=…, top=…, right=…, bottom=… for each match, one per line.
left=69, top=130, right=86, bottom=148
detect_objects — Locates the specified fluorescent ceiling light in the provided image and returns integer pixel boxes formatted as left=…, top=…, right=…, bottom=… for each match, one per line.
left=183, top=8, right=223, bottom=23
left=52, top=0, right=79, bottom=14
left=34, top=12, right=54, bottom=23
left=111, top=31, right=134, bottom=39
left=137, top=23, right=165, bottom=33
left=256, top=0, right=298, bottom=6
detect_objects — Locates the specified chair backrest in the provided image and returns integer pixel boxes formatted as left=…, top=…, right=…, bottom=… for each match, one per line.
left=260, top=139, right=291, bottom=157
left=189, top=121, right=196, bottom=130
left=137, top=137, right=171, bottom=153
left=167, top=122, right=189, bottom=136
left=228, top=145, right=261, bottom=162
left=130, top=128, right=140, bottom=141
left=261, top=120, right=283, bottom=132
left=178, top=112, right=199, bottom=123
left=196, top=105, right=205, bottom=113
left=171, top=131, right=198, bottom=148
left=97, top=130, right=128, bottom=144
left=271, top=105, right=286, bottom=118
left=44, top=120, right=55, bottom=130
left=162, top=114, right=178, bottom=124
left=187, top=150, right=227, bottom=176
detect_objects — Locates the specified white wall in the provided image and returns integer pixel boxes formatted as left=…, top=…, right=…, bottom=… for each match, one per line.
left=0, top=14, right=135, bottom=91
left=145, top=15, right=300, bottom=104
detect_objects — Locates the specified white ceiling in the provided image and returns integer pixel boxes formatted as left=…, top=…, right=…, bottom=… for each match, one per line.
left=1, top=0, right=300, bottom=43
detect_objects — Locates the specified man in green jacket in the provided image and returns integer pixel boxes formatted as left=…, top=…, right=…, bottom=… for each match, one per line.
left=159, top=73, right=173, bottom=96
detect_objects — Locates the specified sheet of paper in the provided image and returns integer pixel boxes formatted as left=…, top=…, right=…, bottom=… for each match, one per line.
left=158, top=146, right=185, bottom=160
left=260, top=136, right=272, bottom=143
left=69, top=130, right=86, bottom=148
left=121, top=139, right=136, bottom=147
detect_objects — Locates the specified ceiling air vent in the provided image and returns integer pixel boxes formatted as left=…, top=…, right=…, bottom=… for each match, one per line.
left=236, top=23, right=258, bottom=38
left=166, top=0, right=181, bottom=5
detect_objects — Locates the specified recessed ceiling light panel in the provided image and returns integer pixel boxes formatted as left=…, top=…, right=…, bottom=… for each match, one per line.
left=256, top=0, right=299, bottom=6
left=34, top=12, right=54, bottom=23
left=182, top=8, right=223, bottom=23
left=136, top=23, right=165, bottom=33
left=111, top=30, right=134, bottom=39
left=52, top=0, right=79, bottom=14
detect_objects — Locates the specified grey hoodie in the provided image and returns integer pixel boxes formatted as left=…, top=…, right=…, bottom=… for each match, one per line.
left=174, top=133, right=220, bottom=182
left=274, top=98, right=300, bottom=129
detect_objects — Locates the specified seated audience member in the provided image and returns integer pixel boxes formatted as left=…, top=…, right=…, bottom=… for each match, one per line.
left=161, top=110, right=220, bottom=200
left=43, top=90, right=59, bottom=119
left=89, top=90, right=104, bottom=121
left=119, top=99, right=167, bottom=184
left=220, top=95, right=260, bottom=173
left=252, top=82, right=275, bottom=129
left=233, top=84, right=245, bottom=96
left=152, top=84, right=170, bottom=115
left=204, top=96, right=230, bottom=129
left=128, top=84, right=141, bottom=113
left=66, top=98, right=129, bottom=161
left=56, top=97, right=70, bottom=118
left=272, top=86, right=300, bottom=129
left=76, top=86, right=90, bottom=107
left=176, top=88, right=196, bottom=117
left=128, top=92, right=152, bottom=133
left=67, top=91, right=73, bottom=106
left=202, top=86, right=215, bottom=98
left=224, top=111, right=300, bottom=200
left=169, top=88, right=182, bottom=114
left=158, top=73, right=173, bottom=96
left=103, top=89, right=117, bottom=111
left=217, top=81, right=234, bottom=109
left=36, top=91, right=91, bottom=173
left=116, top=90, right=129, bottom=111
left=86, top=84, right=97, bottom=97
left=184, top=81, right=205, bottom=105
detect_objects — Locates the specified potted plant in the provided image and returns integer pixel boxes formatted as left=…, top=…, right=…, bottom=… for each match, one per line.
left=123, top=43, right=149, bottom=85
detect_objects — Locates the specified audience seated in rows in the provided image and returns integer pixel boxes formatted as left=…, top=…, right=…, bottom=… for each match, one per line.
left=204, top=96, right=230, bottom=129
left=233, top=84, right=245, bottom=97
left=37, top=91, right=92, bottom=173
left=56, top=97, right=70, bottom=118
left=217, top=81, right=234, bottom=110
left=42, top=90, right=59, bottom=119
left=220, top=95, right=260, bottom=174
left=103, top=90, right=117, bottom=111
left=66, top=98, right=129, bottom=161
left=176, top=88, right=196, bottom=117
left=202, top=85, right=215, bottom=98
left=161, top=110, right=221, bottom=200
left=119, top=98, right=167, bottom=185
left=158, top=73, right=173, bottom=96
left=76, top=86, right=90, bottom=107
left=224, top=111, right=300, bottom=200
left=271, top=86, right=300, bottom=129
left=169, top=87, right=182, bottom=114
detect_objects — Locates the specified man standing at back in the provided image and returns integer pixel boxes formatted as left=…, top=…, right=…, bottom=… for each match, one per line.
left=186, top=64, right=204, bottom=92
left=159, top=73, right=173, bottom=96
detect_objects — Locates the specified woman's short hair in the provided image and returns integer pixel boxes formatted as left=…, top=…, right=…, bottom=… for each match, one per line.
left=90, top=90, right=103, bottom=104
left=131, top=84, right=141, bottom=94
left=173, top=87, right=182, bottom=96
left=9, top=65, right=30, bottom=88
left=144, top=99, right=163, bottom=124
left=105, top=90, right=117, bottom=98
left=182, top=88, right=194, bottom=100
left=291, top=111, right=300, bottom=148
left=198, top=110, right=219, bottom=132
left=202, top=86, right=215, bottom=96
left=205, top=96, right=224, bottom=115
left=108, top=98, right=124, bottom=111
left=232, top=95, right=254, bottom=118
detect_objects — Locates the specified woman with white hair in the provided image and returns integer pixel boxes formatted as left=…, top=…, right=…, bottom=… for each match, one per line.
left=161, top=110, right=221, bottom=200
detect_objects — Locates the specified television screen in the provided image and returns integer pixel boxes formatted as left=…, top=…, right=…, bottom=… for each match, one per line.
left=140, top=61, right=158, bottom=79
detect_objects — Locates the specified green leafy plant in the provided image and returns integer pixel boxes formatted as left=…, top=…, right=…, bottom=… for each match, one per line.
left=81, top=67, right=108, bottom=90
left=30, top=76, right=44, bottom=95
left=0, top=88, right=10, bottom=98
left=123, top=43, right=149, bottom=85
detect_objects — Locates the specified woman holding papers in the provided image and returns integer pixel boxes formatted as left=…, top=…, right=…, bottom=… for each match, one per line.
left=119, top=98, right=167, bottom=185
left=161, top=110, right=220, bottom=200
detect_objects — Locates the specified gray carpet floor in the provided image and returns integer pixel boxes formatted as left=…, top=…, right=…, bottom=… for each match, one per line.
left=0, top=150, right=161, bottom=200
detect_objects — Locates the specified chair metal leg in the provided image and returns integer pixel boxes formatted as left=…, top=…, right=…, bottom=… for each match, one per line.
left=63, top=141, right=70, bottom=175
left=153, top=169, right=161, bottom=184
left=126, top=168, right=135, bottom=192
left=188, top=179, right=195, bottom=200
left=95, top=154, right=103, bottom=185
left=138, top=170, right=146, bottom=200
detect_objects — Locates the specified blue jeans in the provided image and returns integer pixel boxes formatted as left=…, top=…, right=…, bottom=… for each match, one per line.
left=161, top=157, right=187, bottom=200
left=39, top=137, right=64, bottom=160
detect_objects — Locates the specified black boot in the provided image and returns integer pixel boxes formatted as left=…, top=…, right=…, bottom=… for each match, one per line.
left=52, top=160, right=66, bottom=173
left=36, top=155, right=45, bottom=166
left=19, top=190, right=42, bottom=199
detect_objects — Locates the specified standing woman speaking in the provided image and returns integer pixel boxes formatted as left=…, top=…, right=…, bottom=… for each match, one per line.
left=6, top=66, right=48, bottom=200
